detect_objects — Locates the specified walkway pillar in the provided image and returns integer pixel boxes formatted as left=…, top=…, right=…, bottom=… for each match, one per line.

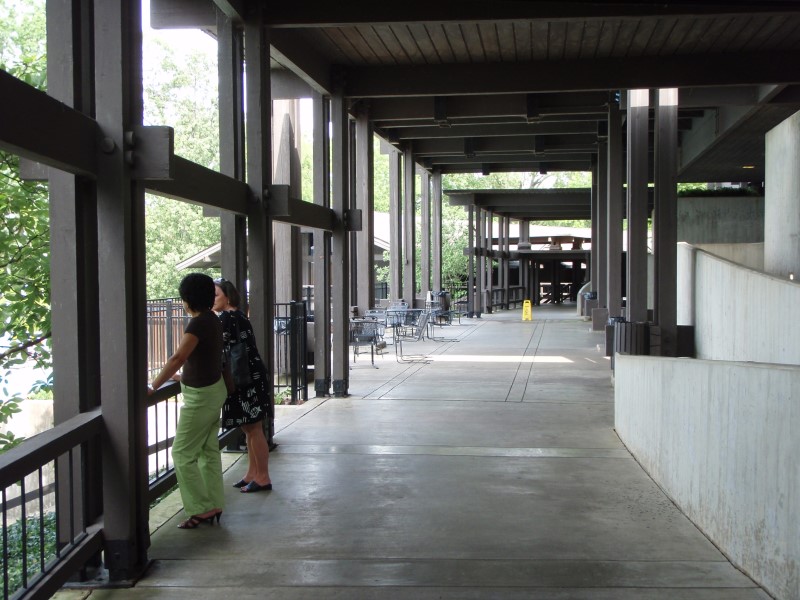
left=94, top=0, right=149, bottom=580
left=48, top=0, right=101, bottom=563
left=626, top=89, right=650, bottom=322
left=503, top=216, right=510, bottom=308
left=486, top=211, right=494, bottom=313
left=244, top=8, right=275, bottom=437
left=331, top=91, right=350, bottom=396
left=596, top=138, right=608, bottom=308
left=402, top=144, right=417, bottom=304
left=387, top=145, right=403, bottom=301
left=273, top=107, right=302, bottom=304
left=354, top=104, right=374, bottom=314
left=467, top=206, right=475, bottom=316
left=590, top=154, right=599, bottom=294
left=432, top=170, right=443, bottom=292
left=476, top=209, right=485, bottom=316
left=218, top=14, right=247, bottom=302
left=420, top=168, right=431, bottom=300
left=312, top=92, right=331, bottom=397
left=654, top=88, right=678, bottom=355
left=607, top=98, right=624, bottom=318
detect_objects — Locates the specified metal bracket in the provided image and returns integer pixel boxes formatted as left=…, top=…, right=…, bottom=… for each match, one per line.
left=343, top=209, right=362, bottom=232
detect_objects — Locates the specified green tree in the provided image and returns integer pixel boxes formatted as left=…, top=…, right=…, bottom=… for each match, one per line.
left=142, top=34, right=221, bottom=298
left=0, top=0, right=49, bottom=451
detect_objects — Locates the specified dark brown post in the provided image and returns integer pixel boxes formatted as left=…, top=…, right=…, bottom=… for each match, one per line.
left=244, top=6, right=275, bottom=440
left=402, top=143, right=416, bottom=305
left=217, top=11, right=247, bottom=302
left=389, top=147, right=403, bottom=300
left=626, top=89, right=650, bottom=323
left=655, top=89, right=678, bottom=355
left=331, top=91, right=350, bottom=397
left=432, top=170, right=443, bottom=292
left=312, top=92, right=331, bottom=397
left=420, top=168, right=431, bottom=301
left=355, top=104, right=375, bottom=313
left=48, top=0, right=102, bottom=568
left=94, top=0, right=150, bottom=581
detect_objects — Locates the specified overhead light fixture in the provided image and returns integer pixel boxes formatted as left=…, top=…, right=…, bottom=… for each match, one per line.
left=742, top=165, right=756, bottom=169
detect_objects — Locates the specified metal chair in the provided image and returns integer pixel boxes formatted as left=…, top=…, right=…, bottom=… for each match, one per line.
left=349, top=319, right=385, bottom=367
left=394, top=310, right=430, bottom=363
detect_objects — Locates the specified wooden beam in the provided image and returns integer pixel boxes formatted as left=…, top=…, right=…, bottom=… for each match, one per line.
left=252, top=2, right=800, bottom=27
left=269, top=197, right=337, bottom=231
left=423, top=152, right=592, bottom=166
left=388, top=121, right=600, bottom=140
left=345, top=51, right=800, bottom=97
left=440, top=161, right=592, bottom=174
left=150, top=0, right=216, bottom=29
left=212, top=0, right=245, bottom=22
left=0, top=69, right=98, bottom=177
left=413, top=135, right=597, bottom=156
left=146, top=156, right=250, bottom=213
left=269, top=29, right=333, bottom=95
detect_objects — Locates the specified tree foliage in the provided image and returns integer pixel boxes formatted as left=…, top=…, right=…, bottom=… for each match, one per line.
left=0, top=0, right=49, bottom=451
left=142, top=33, right=221, bottom=298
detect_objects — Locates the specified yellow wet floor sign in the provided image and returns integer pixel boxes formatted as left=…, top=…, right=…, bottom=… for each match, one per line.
left=522, top=299, right=532, bottom=321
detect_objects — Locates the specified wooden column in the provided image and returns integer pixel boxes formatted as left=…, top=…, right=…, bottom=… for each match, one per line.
left=94, top=0, right=149, bottom=580
left=420, top=168, right=431, bottom=300
left=388, top=147, right=402, bottom=301
left=244, top=7, right=275, bottom=437
left=486, top=212, right=494, bottom=313
left=503, top=217, right=510, bottom=308
left=467, top=206, right=475, bottom=316
left=48, top=0, right=101, bottom=562
left=626, top=89, right=650, bottom=323
left=354, top=105, right=374, bottom=313
left=217, top=11, right=247, bottom=300
left=655, top=88, right=679, bottom=355
left=597, top=140, right=609, bottom=308
left=607, top=100, right=624, bottom=319
left=273, top=107, right=302, bottom=303
left=590, top=154, right=599, bottom=294
left=312, top=92, right=331, bottom=396
left=476, top=209, right=484, bottom=316
left=402, top=143, right=416, bottom=305
left=331, top=92, right=350, bottom=397
left=432, top=170, right=443, bottom=292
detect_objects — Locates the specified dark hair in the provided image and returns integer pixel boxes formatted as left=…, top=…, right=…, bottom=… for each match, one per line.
left=179, top=273, right=216, bottom=312
left=214, top=279, right=241, bottom=309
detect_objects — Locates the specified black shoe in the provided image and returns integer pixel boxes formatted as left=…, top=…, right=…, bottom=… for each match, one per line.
left=232, top=479, right=250, bottom=488
left=241, top=481, right=272, bottom=493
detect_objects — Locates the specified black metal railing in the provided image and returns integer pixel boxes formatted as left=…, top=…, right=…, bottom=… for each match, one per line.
left=274, top=302, right=308, bottom=405
left=146, top=299, right=190, bottom=380
left=0, top=410, right=103, bottom=600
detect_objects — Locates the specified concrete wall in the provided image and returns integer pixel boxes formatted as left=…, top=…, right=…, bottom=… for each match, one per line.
left=695, top=242, right=764, bottom=271
left=678, top=196, right=764, bottom=244
left=677, top=243, right=800, bottom=364
left=615, top=355, right=800, bottom=600
left=765, top=111, right=800, bottom=278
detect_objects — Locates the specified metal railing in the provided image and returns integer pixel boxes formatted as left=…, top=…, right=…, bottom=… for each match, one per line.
left=274, top=302, right=308, bottom=405
left=146, top=299, right=190, bottom=379
left=0, top=410, right=103, bottom=600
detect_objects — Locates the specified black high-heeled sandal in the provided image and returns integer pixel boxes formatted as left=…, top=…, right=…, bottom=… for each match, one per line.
left=232, top=479, right=250, bottom=488
left=177, top=513, right=215, bottom=529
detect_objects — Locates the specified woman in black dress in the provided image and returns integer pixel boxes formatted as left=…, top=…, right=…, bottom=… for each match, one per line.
left=213, top=280, right=272, bottom=493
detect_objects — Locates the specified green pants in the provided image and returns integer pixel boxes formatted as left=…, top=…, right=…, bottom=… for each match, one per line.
left=173, top=377, right=227, bottom=517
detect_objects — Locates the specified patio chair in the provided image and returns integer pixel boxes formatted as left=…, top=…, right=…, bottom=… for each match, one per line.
left=349, top=319, right=385, bottom=367
left=394, top=310, right=430, bottom=363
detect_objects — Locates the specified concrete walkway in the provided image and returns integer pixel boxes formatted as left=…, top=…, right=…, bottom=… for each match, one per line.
left=80, top=305, right=768, bottom=599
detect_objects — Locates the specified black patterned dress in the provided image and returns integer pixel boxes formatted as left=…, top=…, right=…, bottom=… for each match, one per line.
left=219, top=310, right=269, bottom=429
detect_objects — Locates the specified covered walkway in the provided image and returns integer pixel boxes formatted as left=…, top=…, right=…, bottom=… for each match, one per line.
left=85, top=306, right=766, bottom=599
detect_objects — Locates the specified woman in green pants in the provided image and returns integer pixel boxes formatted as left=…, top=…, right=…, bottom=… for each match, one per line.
left=148, top=273, right=227, bottom=529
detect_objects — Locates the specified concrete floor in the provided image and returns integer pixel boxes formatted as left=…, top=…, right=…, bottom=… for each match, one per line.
left=74, top=304, right=769, bottom=599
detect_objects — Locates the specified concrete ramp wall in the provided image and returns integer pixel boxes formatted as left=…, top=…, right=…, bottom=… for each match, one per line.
left=677, top=242, right=800, bottom=364
left=615, top=355, right=800, bottom=600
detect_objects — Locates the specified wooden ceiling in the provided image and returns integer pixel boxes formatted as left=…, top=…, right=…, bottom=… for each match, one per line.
left=152, top=1, right=800, bottom=189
